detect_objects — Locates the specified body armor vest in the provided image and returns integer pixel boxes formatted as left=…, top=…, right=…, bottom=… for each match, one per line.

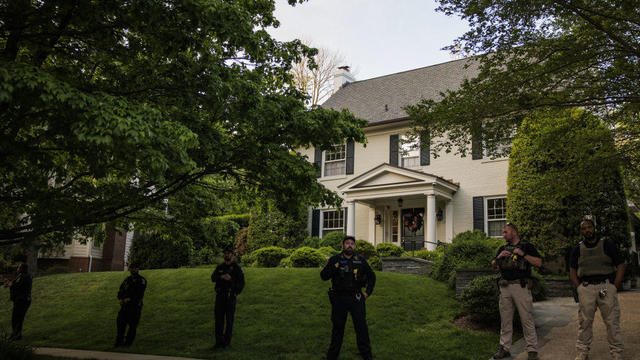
left=577, top=239, right=615, bottom=278
left=497, top=244, right=529, bottom=271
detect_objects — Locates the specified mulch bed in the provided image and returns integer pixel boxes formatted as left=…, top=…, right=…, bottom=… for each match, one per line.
left=453, top=314, right=500, bottom=333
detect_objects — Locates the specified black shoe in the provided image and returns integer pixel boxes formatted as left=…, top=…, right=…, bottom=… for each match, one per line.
left=213, top=343, right=224, bottom=349
left=224, top=344, right=231, bottom=350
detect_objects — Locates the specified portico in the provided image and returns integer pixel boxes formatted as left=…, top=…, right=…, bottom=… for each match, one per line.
left=338, top=164, right=458, bottom=251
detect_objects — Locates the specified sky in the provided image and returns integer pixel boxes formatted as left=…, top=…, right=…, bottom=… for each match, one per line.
left=268, top=0, right=470, bottom=81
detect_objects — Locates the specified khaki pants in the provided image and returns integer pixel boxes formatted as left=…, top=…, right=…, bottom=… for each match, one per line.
left=576, top=281, right=623, bottom=359
left=499, top=283, right=538, bottom=353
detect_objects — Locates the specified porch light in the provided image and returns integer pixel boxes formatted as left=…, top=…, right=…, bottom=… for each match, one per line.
left=397, top=198, right=403, bottom=208
left=436, top=208, right=444, bottom=222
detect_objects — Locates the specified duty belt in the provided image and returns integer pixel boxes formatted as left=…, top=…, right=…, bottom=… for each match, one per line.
left=581, top=278, right=610, bottom=286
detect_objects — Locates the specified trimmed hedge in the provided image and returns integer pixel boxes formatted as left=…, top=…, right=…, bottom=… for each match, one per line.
left=318, top=246, right=339, bottom=259
left=290, top=247, right=326, bottom=268
left=252, top=246, right=292, bottom=267
left=216, top=213, right=250, bottom=228
left=355, top=240, right=376, bottom=260
left=375, top=243, right=404, bottom=257
left=319, top=231, right=345, bottom=251
left=128, top=232, right=191, bottom=269
left=300, top=236, right=321, bottom=248
left=369, top=255, right=382, bottom=271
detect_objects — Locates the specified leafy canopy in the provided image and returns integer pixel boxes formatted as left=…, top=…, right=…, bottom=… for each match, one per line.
left=406, top=0, right=640, bottom=168
left=507, top=108, right=630, bottom=257
left=0, top=0, right=366, bottom=245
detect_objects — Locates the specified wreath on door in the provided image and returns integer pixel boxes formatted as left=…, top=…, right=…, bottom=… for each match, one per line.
left=403, top=211, right=424, bottom=232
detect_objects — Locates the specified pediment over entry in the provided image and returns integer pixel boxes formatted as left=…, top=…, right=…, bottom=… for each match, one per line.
left=337, top=163, right=459, bottom=194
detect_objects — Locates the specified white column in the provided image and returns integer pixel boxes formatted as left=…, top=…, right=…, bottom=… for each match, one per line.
left=446, top=200, right=454, bottom=243
left=347, top=201, right=356, bottom=236
left=426, top=194, right=437, bottom=251
left=368, top=206, right=376, bottom=245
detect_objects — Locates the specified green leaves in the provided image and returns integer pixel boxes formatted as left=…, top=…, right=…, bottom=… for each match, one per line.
left=0, top=0, right=365, bottom=245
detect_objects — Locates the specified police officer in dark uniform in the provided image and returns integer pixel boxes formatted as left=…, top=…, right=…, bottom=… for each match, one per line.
left=5, top=263, right=32, bottom=341
left=115, top=263, right=147, bottom=347
left=321, top=235, right=376, bottom=360
left=211, top=245, right=245, bottom=349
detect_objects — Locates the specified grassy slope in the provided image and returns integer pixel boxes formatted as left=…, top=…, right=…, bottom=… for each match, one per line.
left=1, top=268, right=497, bottom=359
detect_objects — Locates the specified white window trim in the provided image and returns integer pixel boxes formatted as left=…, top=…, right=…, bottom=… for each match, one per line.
left=320, top=208, right=345, bottom=238
left=484, top=195, right=507, bottom=238
left=321, top=143, right=347, bottom=178
left=399, top=134, right=420, bottom=169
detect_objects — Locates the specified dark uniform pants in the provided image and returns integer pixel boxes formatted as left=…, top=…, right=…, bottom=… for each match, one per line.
left=11, top=299, right=30, bottom=338
left=116, top=304, right=142, bottom=346
left=215, top=291, right=236, bottom=346
left=327, top=294, right=372, bottom=360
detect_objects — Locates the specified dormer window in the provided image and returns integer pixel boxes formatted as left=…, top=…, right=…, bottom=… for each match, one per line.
left=324, top=144, right=346, bottom=177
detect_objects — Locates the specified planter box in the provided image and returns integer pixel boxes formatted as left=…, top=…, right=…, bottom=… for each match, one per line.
left=381, top=257, right=432, bottom=276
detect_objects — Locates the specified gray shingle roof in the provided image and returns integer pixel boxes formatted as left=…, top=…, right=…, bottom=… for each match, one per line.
left=321, top=57, right=480, bottom=125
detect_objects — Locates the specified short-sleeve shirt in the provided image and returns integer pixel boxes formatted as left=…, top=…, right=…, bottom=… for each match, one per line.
left=570, top=238, right=623, bottom=282
left=495, top=241, right=541, bottom=280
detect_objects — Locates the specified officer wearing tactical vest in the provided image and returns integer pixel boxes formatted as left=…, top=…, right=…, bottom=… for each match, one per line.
left=321, top=235, right=376, bottom=360
left=570, top=219, right=625, bottom=360
left=492, top=223, right=542, bottom=360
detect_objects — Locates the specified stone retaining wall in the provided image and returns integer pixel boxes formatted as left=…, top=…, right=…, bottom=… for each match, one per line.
left=544, top=278, right=574, bottom=297
left=455, top=268, right=498, bottom=296
left=381, top=257, right=432, bottom=276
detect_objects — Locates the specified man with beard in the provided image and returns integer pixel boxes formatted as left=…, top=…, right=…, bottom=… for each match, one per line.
left=211, top=245, right=245, bottom=349
left=492, top=223, right=542, bottom=360
left=115, top=263, right=147, bottom=347
left=570, top=219, right=625, bottom=360
left=5, top=263, right=32, bottom=341
left=321, top=235, right=376, bottom=360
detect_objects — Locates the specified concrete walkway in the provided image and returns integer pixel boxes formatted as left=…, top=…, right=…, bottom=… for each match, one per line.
left=494, top=290, right=640, bottom=360
left=34, top=347, right=205, bottom=360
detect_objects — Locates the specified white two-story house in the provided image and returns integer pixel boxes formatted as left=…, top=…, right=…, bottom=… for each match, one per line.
left=301, top=58, right=509, bottom=251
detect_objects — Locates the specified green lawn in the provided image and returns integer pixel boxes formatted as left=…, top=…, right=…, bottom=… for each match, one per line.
left=1, top=268, right=497, bottom=359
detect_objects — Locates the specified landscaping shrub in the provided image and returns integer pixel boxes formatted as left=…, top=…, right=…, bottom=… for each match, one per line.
left=241, top=251, right=257, bottom=267
left=355, top=240, right=376, bottom=259
left=369, top=255, right=382, bottom=271
left=375, top=243, right=404, bottom=257
left=459, top=275, right=499, bottom=321
left=202, top=217, right=239, bottom=251
left=252, top=246, right=292, bottom=267
left=300, top=236, right=321, bottom=248
left=530, top=269, right=547, bottom=302
left=189, top=246, right=218, bottom=266
left=279, top=256, right=293, bottom=268
left=319, top=231, right=345, bottom=251
left=430, top=230, right=502, bottom=287
left=290, top=247, right=326, bottom=268
left=0, top=331, right=34, bottom=360
left=318, top=246, right=339, bottom=259
left=128, top=232, right=191, bottom=269
left=246, top=205, right=307, bottom=251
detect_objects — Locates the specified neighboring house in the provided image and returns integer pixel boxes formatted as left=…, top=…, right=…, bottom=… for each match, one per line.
left=38, top=223, right=134, bottom=272
left=301, top=58, right=509, bottom=251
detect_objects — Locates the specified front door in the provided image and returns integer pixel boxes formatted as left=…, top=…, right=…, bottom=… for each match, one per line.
left=401, top=208, right=424, bottom=251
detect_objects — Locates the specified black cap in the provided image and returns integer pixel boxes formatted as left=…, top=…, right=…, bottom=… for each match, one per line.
left=223, top=245, right=234, bottom=253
